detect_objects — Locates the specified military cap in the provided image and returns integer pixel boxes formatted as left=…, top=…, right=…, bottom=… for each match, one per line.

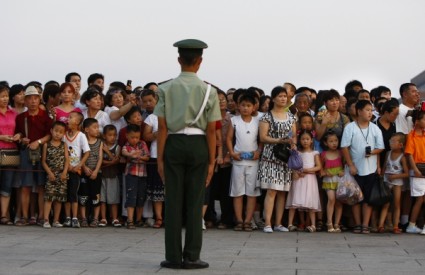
left=173, top=39, right=208, bottom=49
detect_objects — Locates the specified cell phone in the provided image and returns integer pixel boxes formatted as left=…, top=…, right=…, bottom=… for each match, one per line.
left=365, top=146, right=371, bottom=156
left=127, top=80, right=132, bottom=86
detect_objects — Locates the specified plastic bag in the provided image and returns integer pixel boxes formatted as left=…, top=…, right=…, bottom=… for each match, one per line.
left=369, top=175, right=392, bottom=206
left=336, top=166, right=364, bottom=205
left=287, top=149, right=303, bottom=170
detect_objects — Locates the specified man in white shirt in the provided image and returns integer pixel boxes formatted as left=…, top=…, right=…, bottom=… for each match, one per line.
left=395, top=83, right=420, bottom=134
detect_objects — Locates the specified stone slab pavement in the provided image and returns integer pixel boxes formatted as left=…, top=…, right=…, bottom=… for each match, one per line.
left=1, top=225, right=425, bottom=275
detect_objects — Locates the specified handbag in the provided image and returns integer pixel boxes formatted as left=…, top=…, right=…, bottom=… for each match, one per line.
left=369, top=175, right=393, bottom=206
left=336, top=165, right=364, bottom=205
left=269, top=112, right=291, bottom=163
left=25, top=117, right=41, bottom=165
left=0, top=149, right=20, bottom=166
left=287, top=149, right=303, bottom=170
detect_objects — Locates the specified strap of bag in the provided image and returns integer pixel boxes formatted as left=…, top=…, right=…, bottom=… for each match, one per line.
left=268, top=111, right=278, bottom=139
left=25, top=117, right=28, bottom=138
left=189, top=84, right=211, bottom=126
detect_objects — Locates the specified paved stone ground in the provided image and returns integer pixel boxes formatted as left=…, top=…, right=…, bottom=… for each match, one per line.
left=1, top=225, right=425, bottom=275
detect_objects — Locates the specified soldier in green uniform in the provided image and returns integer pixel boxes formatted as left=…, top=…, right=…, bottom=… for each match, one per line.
left=154, top=39, right=221, bottom=269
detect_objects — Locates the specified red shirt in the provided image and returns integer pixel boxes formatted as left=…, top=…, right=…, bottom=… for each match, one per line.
left=0, top=107, right=18, bottom=149
left=15, top=108, right=53, bottom=141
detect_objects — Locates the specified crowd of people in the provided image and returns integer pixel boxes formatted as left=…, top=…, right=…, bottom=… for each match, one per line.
left=0, top=75, right=424, bottom=235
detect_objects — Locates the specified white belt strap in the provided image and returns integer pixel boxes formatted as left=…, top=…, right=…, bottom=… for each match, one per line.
left=189, top=84, right=211, bottom=127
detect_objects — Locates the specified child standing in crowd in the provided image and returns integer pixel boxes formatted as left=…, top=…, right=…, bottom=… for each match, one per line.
left=121, top=124, right=150, bottom=229
left=54, top=83, right=81, bottom=125
left=226, top=94, right=262, bottom=232
left=286, top=130, right=322, bottom=232
left=341, top=100, right=384, bottom=234
left=378, top=133, right=409, bottom=234
left=41, top=121, right=69, bottom=228
left=320, top=131, right=344, bottom=233
left=405, top=110, right=425, bottom=234
left=80, top=118, right=103, bottom=227
left=63, top=111, right=90, bottom=228
left=143, top=112, right=165, bottom=229
left=100, top=125, right=121, bottom=227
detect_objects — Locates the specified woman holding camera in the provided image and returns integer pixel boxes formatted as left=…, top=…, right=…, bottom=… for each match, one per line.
left=257, top=86, right=297, bottom=233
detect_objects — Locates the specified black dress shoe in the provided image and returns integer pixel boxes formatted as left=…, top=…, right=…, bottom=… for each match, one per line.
left=182, top=259, right=209, bottom=269
left=160, top=260, right=182, bottom=269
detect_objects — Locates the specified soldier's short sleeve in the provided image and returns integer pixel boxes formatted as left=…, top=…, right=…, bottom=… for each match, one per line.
left=207, top=87, right=221, bottom=122
left=153, top=88, right=165, bottom=118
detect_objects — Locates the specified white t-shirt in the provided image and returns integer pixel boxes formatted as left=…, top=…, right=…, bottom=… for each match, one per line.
left=395, top=103, right=414, bottom=134
left=144, top=114, right=158, bottom=158
left=82, top=110, right=111, bottom=133
left=340, top=121, right=385, bottom=176
left=64, top=131, right=91, bottom=167
left=104, top=106, right=127, bottom=133
left=231, top=115, right=259, bottom=166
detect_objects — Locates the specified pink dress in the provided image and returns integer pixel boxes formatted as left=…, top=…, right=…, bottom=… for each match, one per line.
left=54, top=106, right=81, bottom=124
left=286, top=151, right=321, bottom=211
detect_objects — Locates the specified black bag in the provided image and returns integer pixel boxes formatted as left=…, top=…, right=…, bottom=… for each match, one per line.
left=269, top=112, right=291, bottom=163
left=273, top=143, right=291, bottom=163
left=369, top=175, right=393, bottom=206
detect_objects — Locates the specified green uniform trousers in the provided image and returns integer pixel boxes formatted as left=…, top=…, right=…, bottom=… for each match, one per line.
left=164, top=134, right=208, bottom=263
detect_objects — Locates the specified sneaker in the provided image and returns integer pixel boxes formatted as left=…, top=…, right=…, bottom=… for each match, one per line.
left=52, top=221, right=63, bottom=228
left=263, top=225, right=273, bottom=233
left=406, top=225, right=422, bottom=234
left=63, top=217, right=72, bottom=227
left=255, top=219, right=265, bottom=229
left=202, top=219, right=206, bottom=230
left=420, top=227, right=425, bottom=235
left=72, top=218, right=80, bottom=228
left=43, top=222, right=51, bottom=229
left=274, top=225, right=289, bottom=232
left=251, top=219, right=258, bottom=230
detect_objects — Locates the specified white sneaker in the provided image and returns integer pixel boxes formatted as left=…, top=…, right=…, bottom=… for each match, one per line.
left=274, top=225, right=289, bottom=232
left=202, top=219, right=206, bottom=230
left=420, top=227, right=425, bottom=235
left=43, top=222, right=51, bottom=229
left=263, top=225, right=273, bottom=233
left=52, top=222, right=63, bottom=228
left=406, top=225, right=422, bottom=234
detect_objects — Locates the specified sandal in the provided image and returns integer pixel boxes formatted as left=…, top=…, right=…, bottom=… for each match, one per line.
left=361, top=226, right=370, bottom=234
left=153, top=219, right=163, bottom=229
left=127, top=220, right=136, bottom=229
left=306, top=225, right=316, bottom=232
left=98, top=219, right=107, bottom=227
left=29, top=217, right=37, bottom=225
left=377, top=226, right=385, bottom=233
left=0, top=217, right=13, bottom=225
left=15, top=218, right=28, bottom=226
left=333, top=224, right=341, bottom=233
left=353, top=225, right=362, bottom=234
left=80, top=218, right=88, bottom=227
left=327, top=223, right=335, bottom=233
left=90, top=219, right=98, bottom=227
left=393, top=227, right=402, bottom=234
left=288, top=225, right=298, bottom=232
left=243, top=222, right=253, bottom=232
left=316, top=220, right=323, bottom=232
left=112, top=219, right=122, bottom=227
left=233, top=222, right=243, bottom=231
